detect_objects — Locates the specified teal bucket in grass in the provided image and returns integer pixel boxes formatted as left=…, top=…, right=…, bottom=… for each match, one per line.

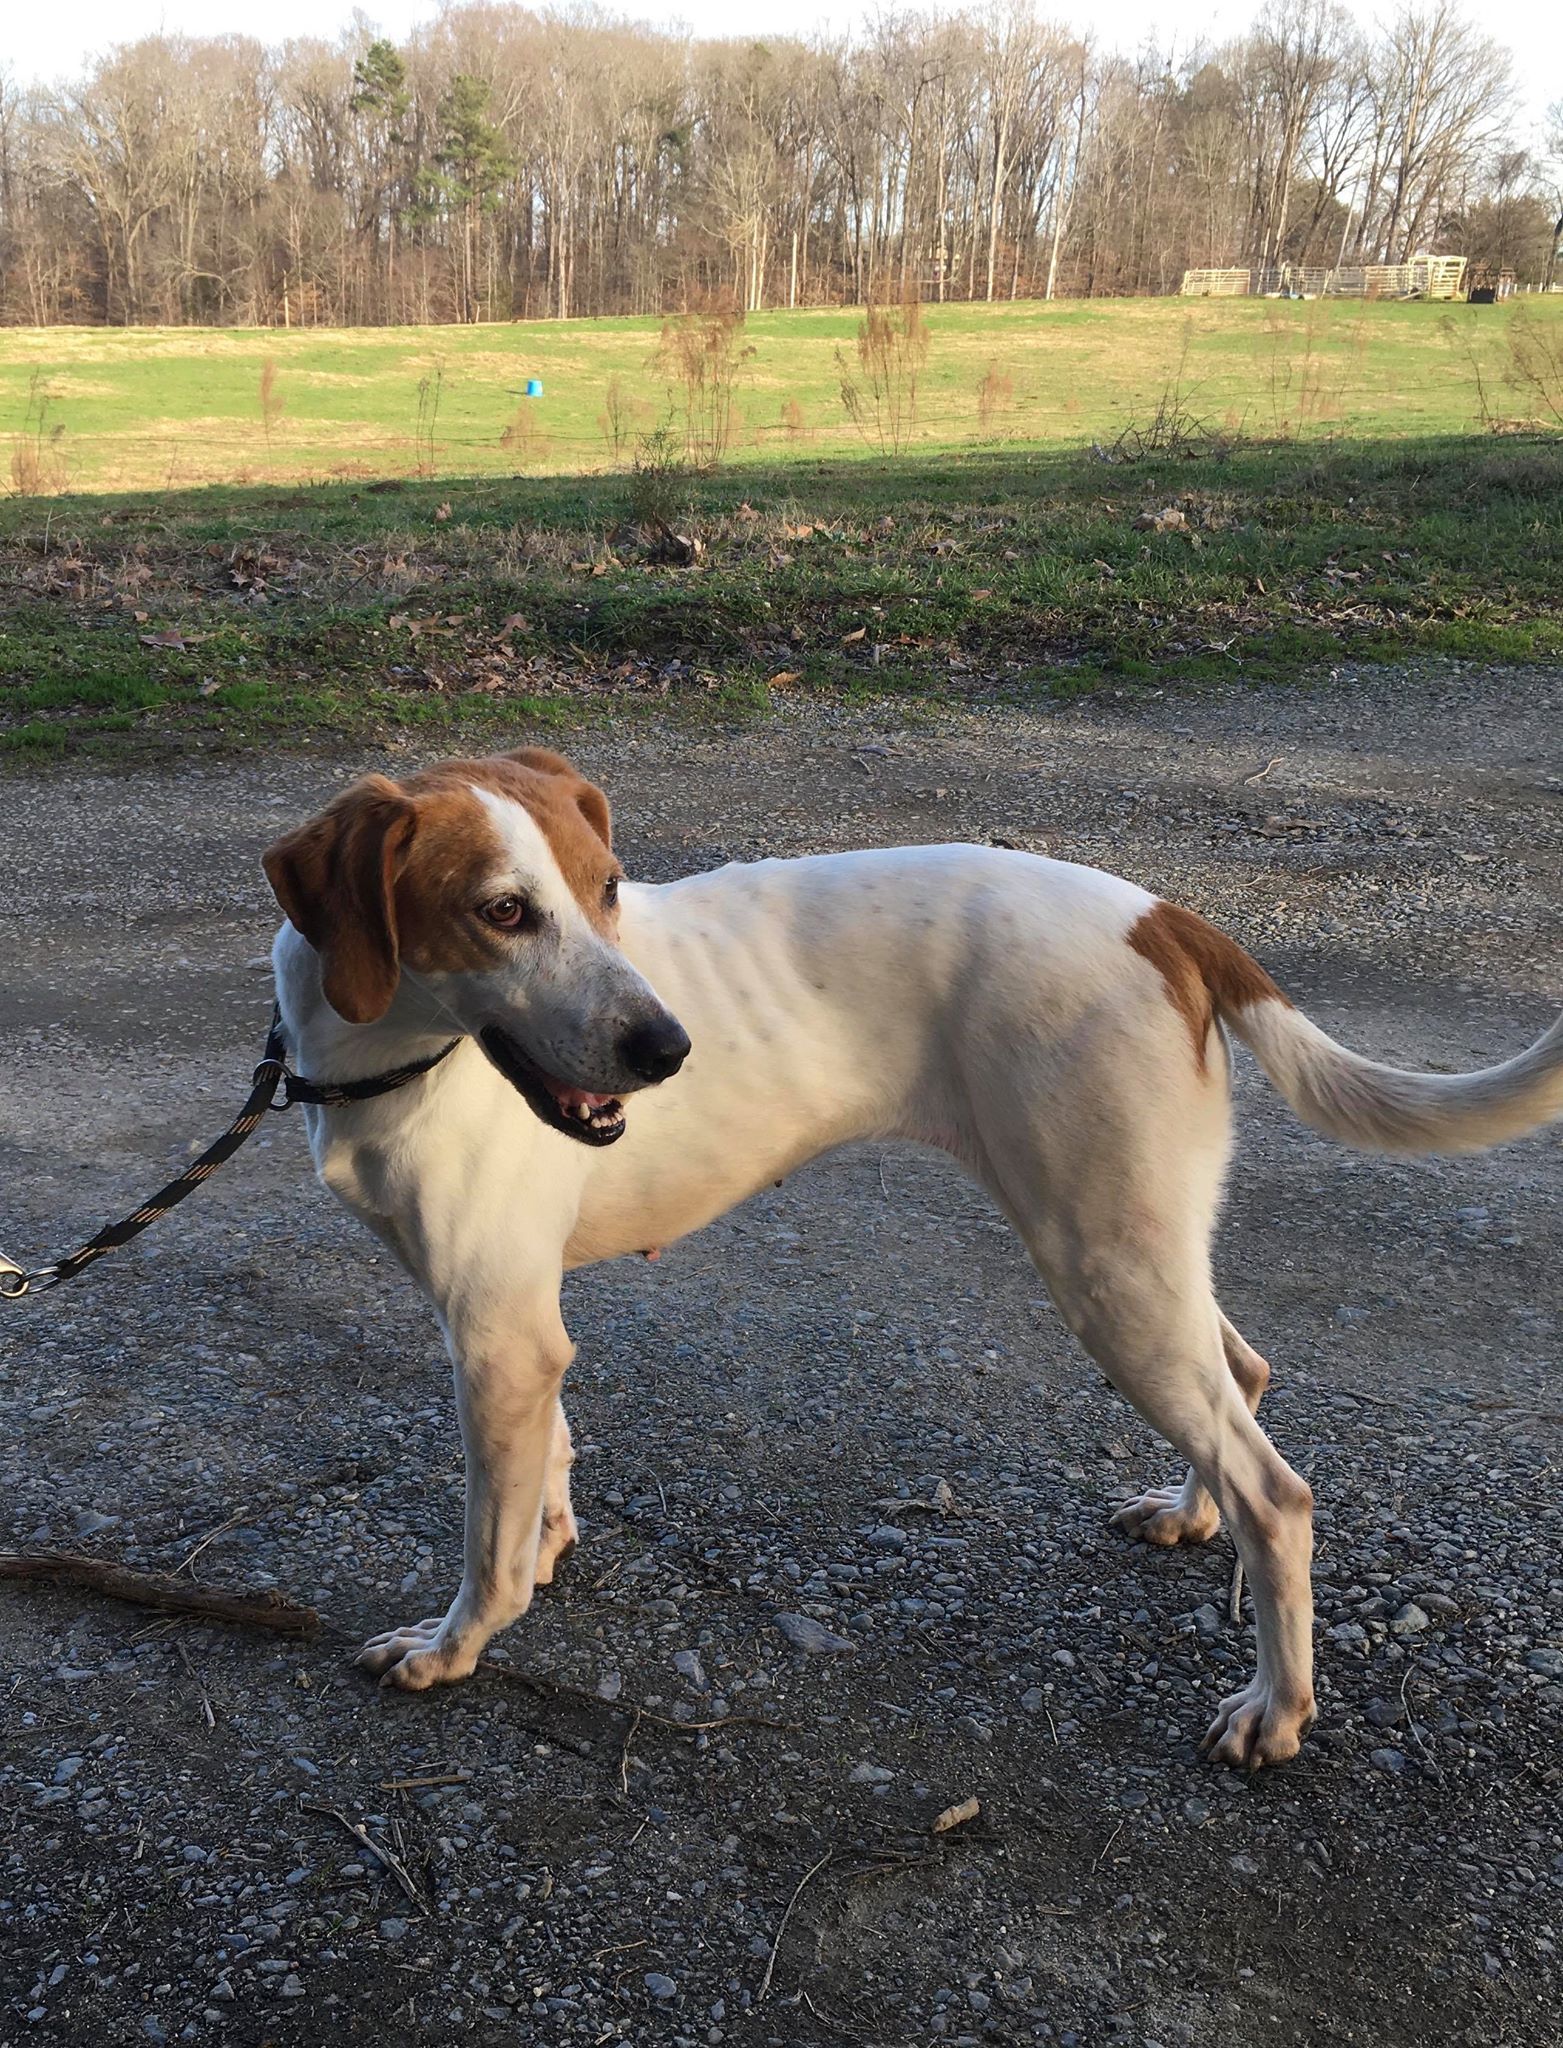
left=525, top=378, right=543, bottom=398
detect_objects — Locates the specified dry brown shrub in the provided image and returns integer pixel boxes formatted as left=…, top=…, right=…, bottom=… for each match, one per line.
left=500, top=403, right=548, bottom=469
left=258, top=358, right=285, bottom=451
left=976, top=361, right=1015, bottom=436
left=837, top=297, right=930, bottom=455
left=597, top=373, right=638, bottom=464
left=413, top=362, right=445, bottom=478
left=655, top=297, right=754, bottom=469
left=8, top=372, right=69, bottom=496
left=1503, top=303, right=1563, bottom=429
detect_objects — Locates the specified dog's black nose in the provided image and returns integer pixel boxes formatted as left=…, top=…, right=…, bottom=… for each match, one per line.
left=621, top=1015, right=691, bottom=1084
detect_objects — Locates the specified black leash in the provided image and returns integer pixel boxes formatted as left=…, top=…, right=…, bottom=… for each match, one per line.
left=0, top=1007, right=459, bottom=1301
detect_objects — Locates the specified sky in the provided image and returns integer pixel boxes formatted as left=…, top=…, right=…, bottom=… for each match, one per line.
left=3, top=0, right=1559, bottom=142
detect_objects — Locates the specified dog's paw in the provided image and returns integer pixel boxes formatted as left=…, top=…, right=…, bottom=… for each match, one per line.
left=355, top=1616, right=480, bottom=1691
left=1109, top=1483, right=1221, bottom=1547
left=1199, top=1679, right=1315, bottom=1772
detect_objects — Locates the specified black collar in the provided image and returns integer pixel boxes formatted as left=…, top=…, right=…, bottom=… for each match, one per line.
left=259, top=1007, right=461, bottom=1111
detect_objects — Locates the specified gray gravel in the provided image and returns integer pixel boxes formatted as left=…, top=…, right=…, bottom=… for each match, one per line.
left=1, top=660, right=1560, bottom=2047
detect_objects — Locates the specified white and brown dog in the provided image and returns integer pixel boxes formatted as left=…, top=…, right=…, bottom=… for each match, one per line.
left=263, top=746, right=1563, bottom=1770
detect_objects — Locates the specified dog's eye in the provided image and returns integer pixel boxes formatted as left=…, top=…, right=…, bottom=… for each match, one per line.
left=480, top=894, right=529, bottom=930
left=603, top=876, right=620, bottom=910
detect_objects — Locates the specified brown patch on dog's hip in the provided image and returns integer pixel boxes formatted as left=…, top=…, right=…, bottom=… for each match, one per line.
left=1128, top=900, right=1289, bottom=1069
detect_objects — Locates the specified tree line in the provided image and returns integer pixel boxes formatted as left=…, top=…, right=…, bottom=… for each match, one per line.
left=0, top=0, right=1558, bottom=328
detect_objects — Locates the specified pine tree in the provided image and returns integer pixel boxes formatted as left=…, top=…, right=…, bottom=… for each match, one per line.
left=350, top=40, right=414, bottom=317
left=426, top=75, right=515, bottom=322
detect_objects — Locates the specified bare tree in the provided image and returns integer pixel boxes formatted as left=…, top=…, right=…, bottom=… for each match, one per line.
left=1367, top=3, right=1510, bottom=262
left=1248, top=0, right=1350, bottom=269
left=0, top=3, right=1546, bottom=328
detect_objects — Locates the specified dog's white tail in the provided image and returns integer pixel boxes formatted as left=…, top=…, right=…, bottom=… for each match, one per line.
left=1140, top=902, right=1563, bottom=1156
left=1232, top=998, right=1563, bottom=1155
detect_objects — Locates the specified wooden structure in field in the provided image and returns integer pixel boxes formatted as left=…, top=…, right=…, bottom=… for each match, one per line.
left=1180, top=255, right=1468, bottom=301
left=1179, top=268, right=1253, bottom=296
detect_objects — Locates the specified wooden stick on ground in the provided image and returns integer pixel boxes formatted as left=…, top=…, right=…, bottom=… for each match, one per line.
left=0, top=1549, right=321, bottom=1640
left=301, top=1802, right=425, bottom=1909
left=758, top=1849, right=834, bottom=2003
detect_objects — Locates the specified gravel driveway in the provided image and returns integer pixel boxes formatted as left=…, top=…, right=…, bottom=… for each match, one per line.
left=1, top=663, right=1559, bottom=2048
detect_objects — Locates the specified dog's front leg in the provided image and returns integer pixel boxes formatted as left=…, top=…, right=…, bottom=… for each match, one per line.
left=358, top=1289, right=573, bottom=1691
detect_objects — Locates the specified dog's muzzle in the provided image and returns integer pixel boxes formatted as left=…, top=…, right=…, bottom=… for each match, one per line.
left=479, top=1016, right=689, bottom=1147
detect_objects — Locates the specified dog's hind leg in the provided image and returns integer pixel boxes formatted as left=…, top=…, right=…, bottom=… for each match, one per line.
left=533, top=1396, right=579, bottom=1588
left=1039, top=1227, right=1314, bottom=1766
left=978, top=1080, right=1315, bottom=1767
left=1037, top=1230, right=1315, bottom=1767
left=1109, top=1311, right=1271, bottom=1546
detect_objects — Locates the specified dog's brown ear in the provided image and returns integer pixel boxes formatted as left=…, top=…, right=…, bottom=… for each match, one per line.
left=503, top=746, right=612, bottom=851
left=261, top=775, right=416, bottom=1025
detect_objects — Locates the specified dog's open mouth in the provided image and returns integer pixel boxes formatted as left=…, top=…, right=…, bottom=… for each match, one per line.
left=479, top=1026, right=627, bottom=1147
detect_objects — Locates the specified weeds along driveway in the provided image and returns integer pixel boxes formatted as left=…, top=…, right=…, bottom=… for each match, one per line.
left=4, top=434, right=1563, bottom=758
left=0, top=662, right=1559, bottom=2047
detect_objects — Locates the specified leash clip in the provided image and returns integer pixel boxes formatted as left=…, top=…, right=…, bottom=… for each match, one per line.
left=0, top=1253, right=31, bottom=1301
left=250, top=1054, right=294, bottom=1113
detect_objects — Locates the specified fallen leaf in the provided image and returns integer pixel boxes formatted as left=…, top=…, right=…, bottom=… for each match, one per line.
left=434, top=502, right=452, bottom=522
left=841, top=626, right=867, bottom=644
left=767, top=670, right=803, bottom=689
left=391, top=616, right=456, bottom=637
left=932, top=1797, right=980, bottom=1834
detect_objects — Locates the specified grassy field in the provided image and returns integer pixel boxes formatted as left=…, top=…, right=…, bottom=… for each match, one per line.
left=3, top=298, right=1558, bottom=491
left=2, top=299, right=1561, bottom=754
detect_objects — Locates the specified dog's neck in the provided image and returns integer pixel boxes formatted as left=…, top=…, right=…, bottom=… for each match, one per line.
left=271, top=921, right=464, bottom=1084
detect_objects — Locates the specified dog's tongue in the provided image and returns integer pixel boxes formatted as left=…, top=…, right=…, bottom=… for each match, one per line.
left=551, top=1083, right=616, bottom=1110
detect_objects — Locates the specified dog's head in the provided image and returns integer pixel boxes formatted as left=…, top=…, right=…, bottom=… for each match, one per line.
left=261, top=747, right=689, bottom=1146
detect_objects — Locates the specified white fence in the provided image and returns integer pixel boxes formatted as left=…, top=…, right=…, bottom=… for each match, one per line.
left=1181, top=255, right=1469, bottom=301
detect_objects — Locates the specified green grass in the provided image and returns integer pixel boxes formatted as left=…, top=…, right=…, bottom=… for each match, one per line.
left=2, top=302, right=1561, bottom=755
left=2, top=299, right=1558, bottom=493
